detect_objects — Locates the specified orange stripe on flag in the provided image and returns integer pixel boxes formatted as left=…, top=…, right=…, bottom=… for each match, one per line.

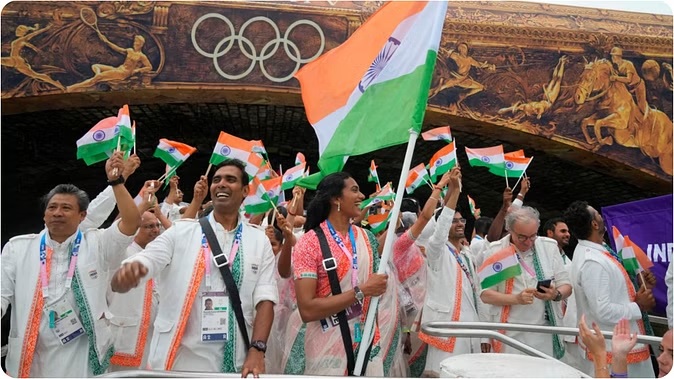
left=625, top=236, right=654, bottom=270
left=504, top=150, right=525, bottom=159
left=294, top=1, right=427, bottom=124
left=217, top=131, right=253, bottom=151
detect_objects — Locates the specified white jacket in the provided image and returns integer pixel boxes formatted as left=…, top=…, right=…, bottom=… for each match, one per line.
left=1, top=222, right=133, bottom=377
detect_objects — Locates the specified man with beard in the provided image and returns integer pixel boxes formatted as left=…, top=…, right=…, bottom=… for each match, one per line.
left=563, top=201, right=655, bottom=377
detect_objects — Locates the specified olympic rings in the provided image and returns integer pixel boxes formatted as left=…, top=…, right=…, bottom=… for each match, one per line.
left=191, top=13, right=325, bottom=83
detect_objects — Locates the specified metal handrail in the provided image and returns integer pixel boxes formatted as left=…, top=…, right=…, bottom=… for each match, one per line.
left=650, top=315, right=669, bottom=327
left=97, top=371, right=347, bottom=378
left=422, top=321, right=662, bottom=347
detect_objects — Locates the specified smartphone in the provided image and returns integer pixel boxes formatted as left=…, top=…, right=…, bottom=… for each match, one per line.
left=536, top=279, right=552, bottom=293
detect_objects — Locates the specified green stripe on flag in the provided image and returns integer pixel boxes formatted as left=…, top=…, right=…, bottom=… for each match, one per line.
left=321, top=51, right=437, bottom=161
left=480, top=264, right=522, bottom=289
left=154, top=149, right=182, bottom=167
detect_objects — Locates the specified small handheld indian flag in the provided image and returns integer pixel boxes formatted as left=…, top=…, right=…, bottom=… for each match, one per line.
left=405, top=163, right=431, bottom=195
left=76, top=116, right=120, bottom=165
left=467, top=195, right=480, bottom=218
left=428, top=141, right=457, bottom=181
left=209, top=132, right=262, bottom=178
left=490, top=155, right=532, bottom=178
left=367, top=211, right=391, bottom=234
left=478, top=245, right=522, bottom=289
left=251, top=140, right=267, bottom=156
left=153, top=139, right=196, bottom=168
left=465, top=145, right=505, bottom=170
left=422, top=126, right=452, bottom=142
left=295, top=152, right=306, bottom=166
left=368, top=160, right=381, bottom=188
left=244, top=177, right=276, bottom=215
left=360, top=182, right=395, bottom=209
left=282, top=162, right=306, bottom=190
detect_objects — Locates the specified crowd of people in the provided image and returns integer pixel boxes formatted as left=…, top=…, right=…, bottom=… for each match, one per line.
left=1, top=153, right=672, bottom=378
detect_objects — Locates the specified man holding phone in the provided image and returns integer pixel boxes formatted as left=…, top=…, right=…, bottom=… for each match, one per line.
left=481, top=206, right=572, bottom=359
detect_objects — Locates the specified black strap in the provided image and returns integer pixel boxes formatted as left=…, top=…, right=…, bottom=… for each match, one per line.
left=314, top=226, right=357, bottom=376
left=199, top=217, right=250, bottom=350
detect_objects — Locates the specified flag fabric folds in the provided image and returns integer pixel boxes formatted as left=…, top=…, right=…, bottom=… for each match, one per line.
left=613, top=226, right=654, bottom=275
left=153, top=139, right=196, bottom=168
left=295, top=0, right=447, bottom=187
left=209, top=132, right=262, bottom=178
left=282, top=162, right=306, bottom=190
left=76, top=105, right=134, bottom=165
left=360, top=183, right=395, bottom=209
left=465, top=145, right=505, bottom=171
left=421, top=126, right=452, bottom=142
left=478, top=246, right=522, bottom=289
left=490, top=155, right=533, bottom=178
left=244, top=177, right=281, bottom=215
left=367, top=211, right=391, bottom=234
left=368, top=160, right=381, bottom=187
left=428, top=141, right=457, bottom=180
left=405, top=163, right=430, bottom=194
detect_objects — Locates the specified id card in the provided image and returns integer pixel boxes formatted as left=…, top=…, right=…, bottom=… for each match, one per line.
left=200, top=291, right=229, bottom=342
left=320, top=303, right=363, bottom=332
left=45, top=297, right=85, bottom=345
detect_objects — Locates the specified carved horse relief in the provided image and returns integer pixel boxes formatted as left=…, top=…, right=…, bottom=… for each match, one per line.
left=574, top=58, right=673, bottom=175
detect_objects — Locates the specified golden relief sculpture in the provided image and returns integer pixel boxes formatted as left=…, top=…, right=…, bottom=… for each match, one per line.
left=573, top=57, right=672, bottom=175
left=1, top=23, right=65, bottom=91
left=429, top=41, right=496, bottom=112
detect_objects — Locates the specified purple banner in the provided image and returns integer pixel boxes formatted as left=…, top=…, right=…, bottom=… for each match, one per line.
left=602, top=195, right=673, bottom=316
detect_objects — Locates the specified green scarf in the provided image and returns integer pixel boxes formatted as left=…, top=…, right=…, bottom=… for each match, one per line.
left=531, top=246, right=565, bottom=359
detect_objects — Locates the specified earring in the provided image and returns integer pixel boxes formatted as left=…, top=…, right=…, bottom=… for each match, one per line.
left=337, top=202, right=341, bottom=212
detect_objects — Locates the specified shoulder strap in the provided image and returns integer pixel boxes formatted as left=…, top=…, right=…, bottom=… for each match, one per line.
left=314, top=226, right=356, bottom=376
left=199, top=217, right=250, bottom=349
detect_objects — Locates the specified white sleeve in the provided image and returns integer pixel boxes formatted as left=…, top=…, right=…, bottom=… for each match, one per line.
left=81, top=186, right=116, bottom=230
left=1, top=242, right=16, bottom=317
left=579, top=260, right=642, bottom=323
left=122, top=227, right=176, bottom=284
left=511, top=198, right=523, bottom=209
left=426, top=207, right=455, bottom=261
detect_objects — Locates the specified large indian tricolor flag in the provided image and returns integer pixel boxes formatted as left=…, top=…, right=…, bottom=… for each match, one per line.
left=153, top=139, right=196, bottom=168
left=478, top=245, right=522, bottom=289
left=296, top=1, right=448, bottom=188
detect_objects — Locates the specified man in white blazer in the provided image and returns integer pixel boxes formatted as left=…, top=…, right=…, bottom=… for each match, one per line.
left=1, top=151, right=140, bottom=377
left=111, top=160, right=277, bottom=377
left=480, top=206, right=572, bottom=358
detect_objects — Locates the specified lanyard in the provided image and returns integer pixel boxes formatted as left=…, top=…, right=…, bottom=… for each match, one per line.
left=326, top=221, right=358, bottom=288
left=447, top=244, right=474, bottom=288
left=202, top=222, right=242, bottom=289
left=516, top=252, right=537, bottom=278
left=40, top=230, right=82, bottom=299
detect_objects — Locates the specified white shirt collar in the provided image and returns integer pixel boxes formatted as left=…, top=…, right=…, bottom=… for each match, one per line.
left=577, top=239, right=606, bottom=252
left=44, top=228, right=78, bottom=250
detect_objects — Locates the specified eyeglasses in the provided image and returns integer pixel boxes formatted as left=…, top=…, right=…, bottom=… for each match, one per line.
left=452, top=218, right=466, bottom=224
left=513, top=232, right=538, bottom=243
left=141, top=223, right=161, bottom=230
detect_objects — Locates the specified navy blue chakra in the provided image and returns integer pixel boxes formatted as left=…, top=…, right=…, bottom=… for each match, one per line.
left=220, top=145, right=231, bottom=156
left=492, top=262, right=503, bottom=272
left=92, top=130, right=106, bottom=141
left=358, top=37, right=401, bottom=93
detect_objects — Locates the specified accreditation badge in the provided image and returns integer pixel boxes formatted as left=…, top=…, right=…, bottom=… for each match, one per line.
left=44, top=296, right=85, bottom=345
left=200, top=291, right=230, bottom=342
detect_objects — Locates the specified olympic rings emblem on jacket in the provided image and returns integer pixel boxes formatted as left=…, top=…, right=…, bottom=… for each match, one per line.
left=191, top=14, right=325, bottom=83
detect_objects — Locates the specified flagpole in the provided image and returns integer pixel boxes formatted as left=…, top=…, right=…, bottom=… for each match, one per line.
left=512, top=157, right=533, bottom=190
left=504, top=167, right=509, bottom=188
left=132, top=121, right=137, bottom=156
left=354, top=129, right=419, bottom=376
left=158, top=165, right=178, bottom=183
left=205, top=163, right=213, bottom=178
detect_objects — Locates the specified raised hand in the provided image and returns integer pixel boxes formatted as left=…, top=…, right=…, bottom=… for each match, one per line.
left=111, top=261, right=148, bottom=293
left=611, top=318, right=637, bottom=358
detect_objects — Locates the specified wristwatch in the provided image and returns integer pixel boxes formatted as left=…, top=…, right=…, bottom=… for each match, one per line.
left=354, top=286, right=365, bottom=304
left=107, top=176, right=125, bottom=186
left=553, top=290, right=563, bottom=302
left=250, top=340, right=267, bottom=353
